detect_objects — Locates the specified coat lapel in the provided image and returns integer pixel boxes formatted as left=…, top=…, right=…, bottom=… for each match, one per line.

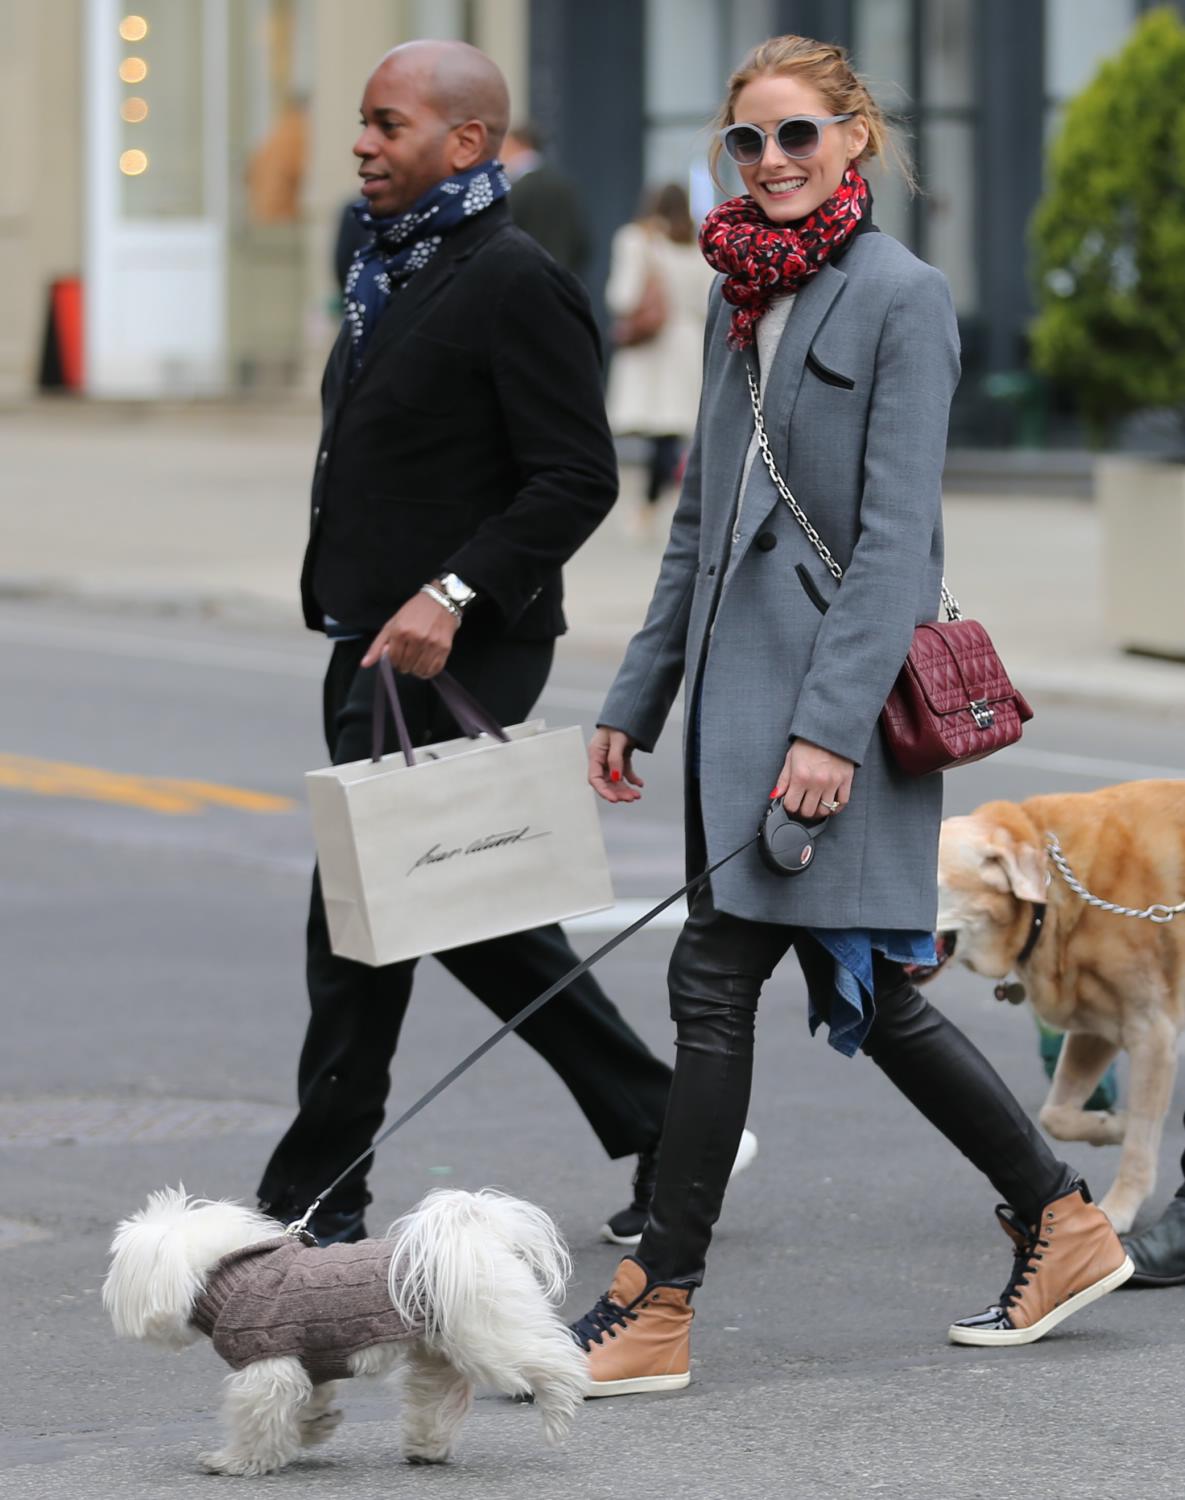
left=351, top=250, right=461, bottom=380
left=763, top=262, right=847, bottom=467
left=351, top=201, right=512, bottom=386
left=724, top=262, right=848, bottom=562
left=700, top=343, right=755, bottom=570
left=323, top=324, right=353, bottom=413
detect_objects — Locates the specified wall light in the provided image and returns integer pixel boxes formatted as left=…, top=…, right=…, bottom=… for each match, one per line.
left=120, top=97, right=149, bottom=124
left=119, top=149, right=149, bottom=176
left=119, top=57, right=148, bottom=84
left=119, top=15, right=149, bottom=42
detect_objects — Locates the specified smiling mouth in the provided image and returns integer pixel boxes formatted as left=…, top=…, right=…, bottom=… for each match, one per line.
left=762, top=177, right=807, bottom=197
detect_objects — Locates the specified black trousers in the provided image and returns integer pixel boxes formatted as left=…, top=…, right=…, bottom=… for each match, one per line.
left=258, top=634, right=673, bottom=1214
left=639, top=884, right=1076, bottom=1285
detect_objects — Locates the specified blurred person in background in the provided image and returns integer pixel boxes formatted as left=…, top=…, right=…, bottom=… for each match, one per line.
left=605, top=182, right=715, bottom=538
left=246, top=94, right=308, bottom=224
left=500, top=121, right=591, bottom=280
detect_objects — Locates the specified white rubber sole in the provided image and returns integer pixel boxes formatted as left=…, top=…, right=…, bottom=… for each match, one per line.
left=598, top=1129, right=759, bottom=1246
left=731, top=1127, right=759, bottom=1177
left=584, top=1371, right=690, bottom=1399
left=599, top=1225, right=643, bottom=1247
left=948, top=1255, right=1135, bottom=1347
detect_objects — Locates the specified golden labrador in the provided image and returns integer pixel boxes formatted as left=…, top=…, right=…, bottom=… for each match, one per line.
left=925, top=780, right=1185, bottom=1233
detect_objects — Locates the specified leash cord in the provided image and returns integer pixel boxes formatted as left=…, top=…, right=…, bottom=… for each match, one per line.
left=284, top=835, right=758, bottom=1238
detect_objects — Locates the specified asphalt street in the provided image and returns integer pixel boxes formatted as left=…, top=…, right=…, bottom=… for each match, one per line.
left=3, top=599, right=1185, bottom=1500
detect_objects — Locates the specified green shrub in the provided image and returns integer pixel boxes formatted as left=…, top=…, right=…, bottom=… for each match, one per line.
left=1030, top=6, right=1185, bottom=445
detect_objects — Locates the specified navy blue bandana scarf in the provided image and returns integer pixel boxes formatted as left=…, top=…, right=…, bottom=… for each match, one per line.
left=343, top=158, right=510, bottom=374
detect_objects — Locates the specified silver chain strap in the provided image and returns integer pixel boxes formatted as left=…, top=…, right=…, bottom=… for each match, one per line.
left=745, top=367, right=964, bottom=621
left=1046, top=833, right=1185, bottom=924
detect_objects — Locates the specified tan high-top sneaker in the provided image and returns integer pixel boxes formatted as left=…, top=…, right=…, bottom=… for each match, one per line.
left=949, top=1184, right=1133, bottom=1346
left=571, top=1257, right=693, bottom=1397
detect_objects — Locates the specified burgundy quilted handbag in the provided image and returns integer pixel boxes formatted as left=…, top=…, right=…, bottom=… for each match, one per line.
left=746, top=369, right=1033, bottom=776
left=879, top=599, right=1033, bottom=776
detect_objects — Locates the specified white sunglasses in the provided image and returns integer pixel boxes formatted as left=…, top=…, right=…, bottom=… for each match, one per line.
left=717, top=113, right=853, bottom=166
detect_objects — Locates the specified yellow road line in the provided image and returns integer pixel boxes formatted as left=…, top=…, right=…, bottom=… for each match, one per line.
left=0, top=755, right=296, bottom=816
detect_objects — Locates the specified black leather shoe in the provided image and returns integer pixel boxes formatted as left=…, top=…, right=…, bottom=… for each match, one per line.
left=1121, top=1197, right=1185, bottom=1286
left=600, top=1145, right=660, bottom=1246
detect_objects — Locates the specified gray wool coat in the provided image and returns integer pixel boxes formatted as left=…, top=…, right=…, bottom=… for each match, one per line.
left=600, top=231, right=961, bottom=930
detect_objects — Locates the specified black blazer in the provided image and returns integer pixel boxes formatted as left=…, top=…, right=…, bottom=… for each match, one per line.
left=301, top=199, right=618, bottom=640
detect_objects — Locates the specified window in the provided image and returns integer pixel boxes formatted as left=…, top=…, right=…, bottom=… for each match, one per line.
left=643, top=0, right=773, bottom=220
left=116, top=1, right=205, bottom=218
left=1045, top=0, right=1138, bottom=102
left=853, top=0, right=978, bottom=314
left=851, top=0, right=911, bottom=245
left=1044, top=0, right=1138, bottom=139
left=239, top=0, right=313, bottom=227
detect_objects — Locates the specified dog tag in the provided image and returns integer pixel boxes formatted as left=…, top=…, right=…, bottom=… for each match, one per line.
left=994, top=981, right=1027, bottom=1005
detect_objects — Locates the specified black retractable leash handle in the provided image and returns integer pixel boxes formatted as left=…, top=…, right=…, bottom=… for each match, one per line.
left=284, top=833, right=757, bottom=1241
left=759, top=796, right=832, bottom=876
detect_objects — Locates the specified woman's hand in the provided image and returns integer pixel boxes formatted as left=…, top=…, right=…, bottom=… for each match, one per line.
left=773, top=739, right=854, bottom=820
left=588, top=727, right=644, bottom=804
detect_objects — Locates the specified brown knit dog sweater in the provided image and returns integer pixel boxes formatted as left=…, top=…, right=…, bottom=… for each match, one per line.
left=189, top=1236, right=417, bottom=1384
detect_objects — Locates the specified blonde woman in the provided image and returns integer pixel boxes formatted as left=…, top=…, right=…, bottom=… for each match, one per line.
left=571, top=35, right=1131, bottom=1395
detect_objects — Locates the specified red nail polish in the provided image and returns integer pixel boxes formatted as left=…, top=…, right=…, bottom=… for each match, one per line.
left=610, top=770, right=621, bottom=783
left=771, top=788, right=780, bottom=799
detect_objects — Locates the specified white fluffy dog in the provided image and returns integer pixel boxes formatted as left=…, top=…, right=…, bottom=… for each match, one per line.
left=102, top=1186, right=586, bottom=1476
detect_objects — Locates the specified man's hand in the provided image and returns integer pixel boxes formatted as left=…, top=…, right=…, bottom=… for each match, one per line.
left=361, top=592, right=460, bottom=678
left=773, top=738, right=854, bottom=821
left=588, top=727, right=644, bottom=804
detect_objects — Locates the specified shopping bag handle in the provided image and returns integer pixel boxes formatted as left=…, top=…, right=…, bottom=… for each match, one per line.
left=372, top=656, right=511, bottom=765
left=431, top=671, right=512, bottom=746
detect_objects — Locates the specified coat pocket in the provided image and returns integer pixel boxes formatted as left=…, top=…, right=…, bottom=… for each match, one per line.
left=805, top=348, right=855, bottom=390
left=387, top=334, right=485, bottom=415
left=795, top=563, right=832, bottom=615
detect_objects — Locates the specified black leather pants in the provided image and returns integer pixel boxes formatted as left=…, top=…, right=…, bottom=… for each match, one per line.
left=637, top=885, right=1076, bottom=1285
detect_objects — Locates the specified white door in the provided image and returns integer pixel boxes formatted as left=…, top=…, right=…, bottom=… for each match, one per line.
left=84, top=0, right=229, bottom=397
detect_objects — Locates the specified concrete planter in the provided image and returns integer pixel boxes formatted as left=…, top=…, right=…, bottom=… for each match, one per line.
left=1096, top=456, right=1185, bottom=659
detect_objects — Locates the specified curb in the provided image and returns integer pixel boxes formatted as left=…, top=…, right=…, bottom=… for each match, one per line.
left=0, top=576, right=301, bottom=627
left=2, top=576, right=1182, bottom=717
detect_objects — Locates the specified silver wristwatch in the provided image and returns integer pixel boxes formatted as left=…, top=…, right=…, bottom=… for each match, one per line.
left=436, top=573, right=477, bottom=612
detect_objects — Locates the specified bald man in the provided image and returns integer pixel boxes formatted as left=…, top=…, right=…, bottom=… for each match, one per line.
left=259, top=42, right=677, bottom=1246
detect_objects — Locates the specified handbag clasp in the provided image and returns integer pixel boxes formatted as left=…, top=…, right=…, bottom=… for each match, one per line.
left=969, top=699, right=995, bottom=729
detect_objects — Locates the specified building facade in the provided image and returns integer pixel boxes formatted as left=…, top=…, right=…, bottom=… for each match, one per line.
left=0, top=0, right=527, bottom=400
left=0, top=0, right=1175, bottom=438
left=532, top=0, right=1181, bottom=442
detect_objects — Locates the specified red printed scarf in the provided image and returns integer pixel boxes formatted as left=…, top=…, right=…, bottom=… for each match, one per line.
left=699, top=166, right=869, bottom=350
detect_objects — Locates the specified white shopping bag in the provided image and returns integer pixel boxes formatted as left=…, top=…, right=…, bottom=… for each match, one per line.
left=306, top=670, right=614, bottom=966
